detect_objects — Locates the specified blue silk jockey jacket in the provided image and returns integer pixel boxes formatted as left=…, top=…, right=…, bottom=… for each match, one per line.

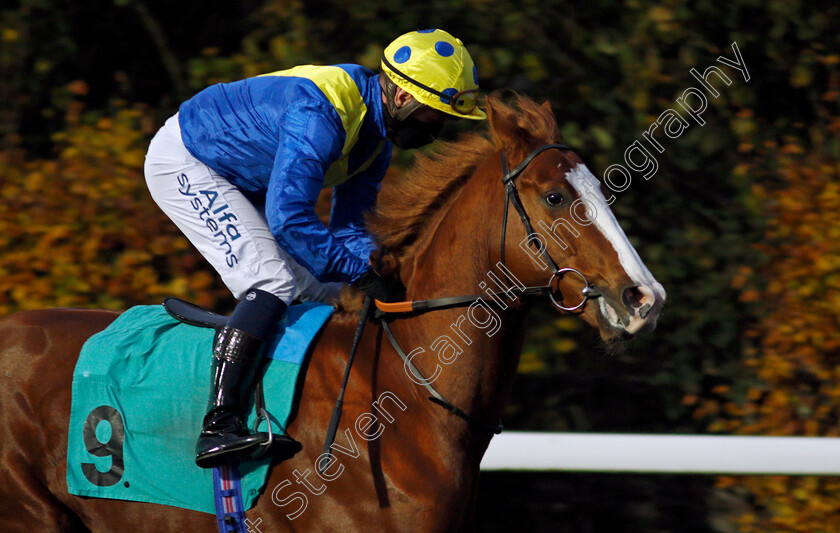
left=178, top=64, right=391, bottom=284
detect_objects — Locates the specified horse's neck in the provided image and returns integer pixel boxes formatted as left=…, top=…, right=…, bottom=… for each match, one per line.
left=391, top=169, right=526, bottom=443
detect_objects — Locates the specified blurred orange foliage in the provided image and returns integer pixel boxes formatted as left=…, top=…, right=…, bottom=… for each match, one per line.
left=717, top=122, right=840, bottom=531
left=0, top=103, right=232, bottom=315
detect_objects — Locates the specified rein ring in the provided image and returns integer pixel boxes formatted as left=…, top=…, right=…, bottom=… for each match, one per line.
left=548, top=268, right=597, bottom=312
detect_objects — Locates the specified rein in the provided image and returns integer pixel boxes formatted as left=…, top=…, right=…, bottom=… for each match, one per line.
left=381, top=320, right=504, bottom=434
left=371, top=144, right=602, bottom=435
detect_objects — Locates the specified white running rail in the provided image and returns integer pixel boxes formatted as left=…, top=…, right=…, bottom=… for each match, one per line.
left=480, top=432, right=840, bottom=475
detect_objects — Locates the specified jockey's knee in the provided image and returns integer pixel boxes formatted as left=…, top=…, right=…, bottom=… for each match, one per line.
left=228, top=288, right=287, bottom=339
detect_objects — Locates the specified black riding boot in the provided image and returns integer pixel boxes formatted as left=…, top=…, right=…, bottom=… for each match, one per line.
left=195, top=326, right=270, bottom=468
left=195, top=289, right=300, bottom=468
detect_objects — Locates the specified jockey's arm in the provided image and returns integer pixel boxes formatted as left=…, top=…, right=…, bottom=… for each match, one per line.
left=329, top=146, right=391, bottom=263
left=265, top=102, right=370, bottom=284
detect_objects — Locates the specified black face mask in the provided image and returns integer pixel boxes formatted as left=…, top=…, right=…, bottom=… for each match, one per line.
left=385, top=114, right=444, bottom=150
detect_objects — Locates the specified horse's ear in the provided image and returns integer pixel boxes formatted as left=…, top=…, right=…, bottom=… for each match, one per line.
left=485, top=95, right=525, bottom=155
left=540, top=100, right=563, bottom=142
left=540, top=100, right=558, bottom=126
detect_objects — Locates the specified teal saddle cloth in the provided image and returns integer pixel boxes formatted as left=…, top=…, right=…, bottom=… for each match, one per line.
left=66, top=302, right=333, bottom=513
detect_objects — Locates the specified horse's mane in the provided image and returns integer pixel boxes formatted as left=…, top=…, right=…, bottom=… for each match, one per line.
left=367, top=93, right=561, bottom=257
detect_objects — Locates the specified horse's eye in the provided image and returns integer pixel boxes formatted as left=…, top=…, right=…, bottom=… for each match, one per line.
left=544, top=192, right=565, bottom=206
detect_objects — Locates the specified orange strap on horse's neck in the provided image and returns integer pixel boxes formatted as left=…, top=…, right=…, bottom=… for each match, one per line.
left=374, top=299, right=414, bottom=313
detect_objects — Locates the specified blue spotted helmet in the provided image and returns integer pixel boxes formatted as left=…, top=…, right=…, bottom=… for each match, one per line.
left=381, top=29, right=486, bottom=120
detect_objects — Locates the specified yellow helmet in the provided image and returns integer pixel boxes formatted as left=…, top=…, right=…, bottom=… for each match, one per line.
left=381, top=29, right=486, bottom=120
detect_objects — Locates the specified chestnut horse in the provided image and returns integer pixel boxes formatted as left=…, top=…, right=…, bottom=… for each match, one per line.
left=0, top=95, right=665, bottom=532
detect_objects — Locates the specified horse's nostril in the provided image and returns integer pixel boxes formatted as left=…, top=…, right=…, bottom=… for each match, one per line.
left=622, top=285, right=645, bottom=310
left=622, top=284, right=657, bottom=318
left=621, top=285, right=656, bottom=319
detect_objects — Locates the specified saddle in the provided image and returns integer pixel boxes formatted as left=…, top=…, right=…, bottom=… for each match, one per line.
left=163, top=297, right=229, bottom=330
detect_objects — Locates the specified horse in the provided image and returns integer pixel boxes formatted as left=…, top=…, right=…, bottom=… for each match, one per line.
left=0, top=94, right=665, bottom=532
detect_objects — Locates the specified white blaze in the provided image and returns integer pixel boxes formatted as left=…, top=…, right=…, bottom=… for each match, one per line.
left=564, top=163, right=666, bottom=301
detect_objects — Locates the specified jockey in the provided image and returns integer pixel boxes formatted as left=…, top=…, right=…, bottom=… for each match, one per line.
left=144, top=29, right=485, bottom=468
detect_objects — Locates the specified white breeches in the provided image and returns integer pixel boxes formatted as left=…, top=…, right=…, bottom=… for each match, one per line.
left=144, top=114, right=342, bottom=305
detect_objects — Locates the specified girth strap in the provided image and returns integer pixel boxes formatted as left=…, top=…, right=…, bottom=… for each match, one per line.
left=212, top=463, right=247, bottom=533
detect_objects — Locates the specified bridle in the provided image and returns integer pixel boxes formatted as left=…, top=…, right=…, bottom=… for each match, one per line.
left=321, top=144, right=603, bottom=463
left=377, top=144, right=603, bottom=428
left=500, top=143, right=600, bottom=311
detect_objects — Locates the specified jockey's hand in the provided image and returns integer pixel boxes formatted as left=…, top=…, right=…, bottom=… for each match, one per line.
left=354, top=270, right=390, bottom=302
